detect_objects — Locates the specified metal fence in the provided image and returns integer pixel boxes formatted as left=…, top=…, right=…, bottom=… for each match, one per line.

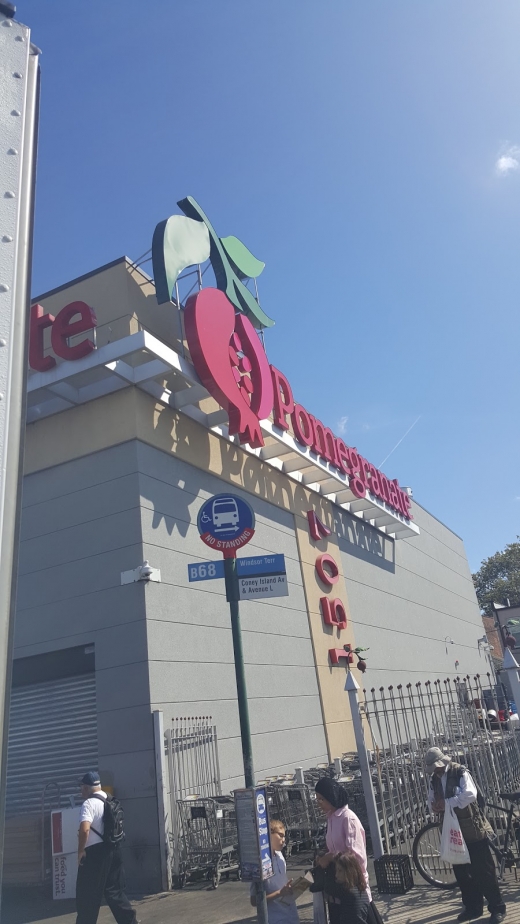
left=360, top=674, right=520, bottom=857
left=165, top=716, right=222, bottom=877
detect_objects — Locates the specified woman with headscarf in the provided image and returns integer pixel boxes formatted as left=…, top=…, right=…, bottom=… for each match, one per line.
left=314, top=778, right=383, bottom=924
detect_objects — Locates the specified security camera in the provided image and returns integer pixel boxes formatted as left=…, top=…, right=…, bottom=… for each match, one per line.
left=139, top=561, right=153, bottom=581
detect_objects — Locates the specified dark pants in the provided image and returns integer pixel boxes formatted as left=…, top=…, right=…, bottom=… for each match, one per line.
left=327, top=898, right=369, bottom=924
left=76, top=843, right=136, bottom=924
left=453, top=839, right=505, bottom=915
left=326, top=895, right=382, bottom=924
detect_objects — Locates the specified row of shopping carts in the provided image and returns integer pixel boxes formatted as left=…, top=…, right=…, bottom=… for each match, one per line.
left=172, top=753, right=374, bottom=889
left=173, top=778, right=330, bottom=888
left=264, top=782, right=326, bottom=854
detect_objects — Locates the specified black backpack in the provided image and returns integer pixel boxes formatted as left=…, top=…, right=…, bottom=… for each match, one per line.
left=90, top=793, right=125, bottom=846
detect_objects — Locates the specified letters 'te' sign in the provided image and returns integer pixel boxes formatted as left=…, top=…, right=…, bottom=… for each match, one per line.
left=29, top=302, right=97, bottom=372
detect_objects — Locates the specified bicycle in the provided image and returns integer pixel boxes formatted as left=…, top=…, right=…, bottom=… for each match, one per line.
left=412, top=790, right=520, bottom=889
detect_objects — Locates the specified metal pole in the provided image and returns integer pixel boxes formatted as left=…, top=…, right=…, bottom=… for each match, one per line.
left=223, top=556, right=268, bottom=924
left=345, top=671, right=384, bottom=859
left=0, top=14, right=40, bottom=908
left=153, top=711, right=171, bottom=891
left=224, top=557, right=254, bottom=787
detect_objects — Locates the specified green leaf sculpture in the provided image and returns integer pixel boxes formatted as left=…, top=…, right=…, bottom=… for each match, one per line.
left=220, top=236, right=265, bottom=280
left=152, top=215, right=210, bottom=305
left=177, top=196, right=274, bottom=329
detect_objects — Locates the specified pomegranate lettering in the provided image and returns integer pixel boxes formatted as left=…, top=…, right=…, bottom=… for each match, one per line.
left=272, top=365, right=412, bottom=521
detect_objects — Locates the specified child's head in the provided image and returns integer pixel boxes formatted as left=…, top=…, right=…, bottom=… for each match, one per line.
left=270, top=819, right=286, bottom=852
left=334, top=852, right=367, bottom=894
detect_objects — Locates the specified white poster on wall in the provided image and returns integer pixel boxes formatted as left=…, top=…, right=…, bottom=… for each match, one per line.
left=51, top=807, right=80, bottom=900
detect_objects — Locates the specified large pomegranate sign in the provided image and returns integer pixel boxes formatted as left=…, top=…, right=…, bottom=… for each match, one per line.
left=152, top=198, right=413, bottom=523
left=184, top=289, right=273, bottom=450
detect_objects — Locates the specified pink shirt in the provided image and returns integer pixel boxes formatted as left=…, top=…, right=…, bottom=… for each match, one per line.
left=325, top=805, right=372, bottom=902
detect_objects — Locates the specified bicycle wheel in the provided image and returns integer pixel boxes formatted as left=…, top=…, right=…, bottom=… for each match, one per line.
left=413, top=822, right=457, bottom=889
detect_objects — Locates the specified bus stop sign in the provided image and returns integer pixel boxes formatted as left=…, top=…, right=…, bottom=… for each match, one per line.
left=197, top=493, right=255, bottom=555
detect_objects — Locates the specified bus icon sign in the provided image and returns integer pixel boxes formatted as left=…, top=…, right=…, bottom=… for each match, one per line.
left=197, top=493, right=255, bottom=555
left=212, top=496, right=240, bottom=532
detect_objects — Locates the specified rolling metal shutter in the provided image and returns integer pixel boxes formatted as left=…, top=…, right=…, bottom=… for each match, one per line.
left=3, top=673, right=98, bottom=885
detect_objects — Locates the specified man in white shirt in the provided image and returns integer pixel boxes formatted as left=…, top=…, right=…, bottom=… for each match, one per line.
left=425, top=748, right=505, bottom=924
left=76, top=771, right=136, bottom=924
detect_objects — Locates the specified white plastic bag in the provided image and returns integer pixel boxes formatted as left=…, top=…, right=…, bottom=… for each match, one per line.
left=440, top=805, right=470, bottom=864
left=313, top=891, right=327, bottom=924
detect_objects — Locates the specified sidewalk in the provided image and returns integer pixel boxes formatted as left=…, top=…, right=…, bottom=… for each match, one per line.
left=2, top=869, right=519, bottom=924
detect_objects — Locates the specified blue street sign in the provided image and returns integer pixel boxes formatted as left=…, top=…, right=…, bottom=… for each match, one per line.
left=234, top=787, right=273, bottom=881
left=255, top=788, right=273, bottom=880
left=236, top=554, right=286, bottom=577
left=197, top=493, right=255, bottom=554
left=187, top=560, right=225, bottom=582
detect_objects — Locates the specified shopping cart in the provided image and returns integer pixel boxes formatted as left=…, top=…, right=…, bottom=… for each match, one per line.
left=268, top=783, right=326, bottom=854
left=176, top=796, right=240, bottom=888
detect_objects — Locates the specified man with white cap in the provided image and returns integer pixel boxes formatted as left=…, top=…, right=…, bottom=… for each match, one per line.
left=425, top=747, right=505, bottom=924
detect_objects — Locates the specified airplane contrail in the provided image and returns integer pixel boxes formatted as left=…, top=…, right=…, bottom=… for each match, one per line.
left=378, top=415, right=422, bottom=469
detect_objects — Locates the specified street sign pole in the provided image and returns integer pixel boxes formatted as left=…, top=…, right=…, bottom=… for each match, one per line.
left=223, top=555, right=268, bottom=924
left=224, top=556, right=254, bottom=787
left=196, top=493, right=275, bottom=923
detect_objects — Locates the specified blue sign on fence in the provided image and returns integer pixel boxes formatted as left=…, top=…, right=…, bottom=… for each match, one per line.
left=236, top=554, right=286, bottom=577
left=187, top=560, right=225, bottom=582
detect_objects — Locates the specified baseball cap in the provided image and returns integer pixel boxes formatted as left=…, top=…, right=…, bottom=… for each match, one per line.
left=424, top=747, right=450, bottom=771
left=80, top=771, right=101, bottom=786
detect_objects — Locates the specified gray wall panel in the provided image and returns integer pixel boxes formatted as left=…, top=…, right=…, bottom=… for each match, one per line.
left=21, top=442, right=140, bottom=506
left=149, top=660, right=239, bottom=704
left=241, top=630, right=315, bottom=668
left=400, top=525, right=470, bottom=575
left=248, top=694, right=325, bottom=736
left=13, top=585, right=144, bottom=653
left=97, top=705, right=154, bottom=757
left=96, top=661, right=150, bottom=712
left=340, top=498, right=485, bottom=691
left=147, top=620, right=234, bottom=665
left=93, top=620, right=148, bottom=671
left=146, top=581, right=309, bottom=638
left=20, top=472, right=140, bottom=541
left=99, top=749, right=157, bottom=801
left=16, top=544, right=144, bottom=610
left=410, top=501, right=466, bottom=554
left=156, top=694, right=324, bottom=741
left=252, top=726, right=330, bottom=778
left=19, top=509, right=142, bottom=575
left=144, top=581, right=231, bottom=630
left=121, top=844, right=161, bottom=893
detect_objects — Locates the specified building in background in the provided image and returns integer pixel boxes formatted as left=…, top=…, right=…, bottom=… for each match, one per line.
left=4, top=205, right=488, bottom=891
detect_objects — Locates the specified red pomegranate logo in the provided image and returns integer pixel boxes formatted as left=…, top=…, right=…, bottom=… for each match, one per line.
left=184, top=288, right=274, bottom=449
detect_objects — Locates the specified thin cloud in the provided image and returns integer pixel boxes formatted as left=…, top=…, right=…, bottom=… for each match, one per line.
left=337, top=416, right=348, bottom=435
left=495, top=145, right=520, bottom=176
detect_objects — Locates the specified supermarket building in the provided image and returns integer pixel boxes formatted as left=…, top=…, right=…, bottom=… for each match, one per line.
left=5, top=201, right=487, bottom=891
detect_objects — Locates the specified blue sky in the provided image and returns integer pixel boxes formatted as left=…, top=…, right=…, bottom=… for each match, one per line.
left=22, top=1, right=519, bottom=572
